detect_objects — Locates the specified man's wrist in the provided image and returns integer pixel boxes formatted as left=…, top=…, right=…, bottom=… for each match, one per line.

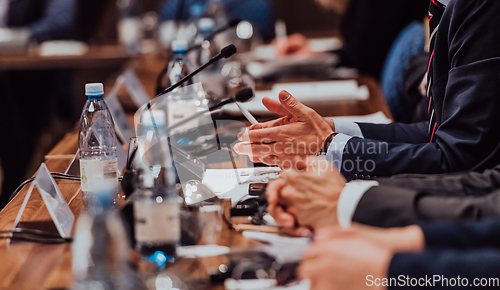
left=320, top=132, right=338, bottom=154
left=325, top=118, right=336, bottom=132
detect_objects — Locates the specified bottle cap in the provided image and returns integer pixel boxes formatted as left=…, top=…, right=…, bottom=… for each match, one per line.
left=198, top=18, right=215, bottom=33
left=142, top=110, right=166, bottom=127
left=172, top=39, right=188, bottom=53
left=189, top=3, right=205, bottom=18
left=85, top=83, right=104, bottom=96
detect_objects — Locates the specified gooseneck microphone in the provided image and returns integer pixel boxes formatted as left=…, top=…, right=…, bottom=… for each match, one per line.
left=156, top=44, right=237, bottom=96
left=167, top=88, right=254, bottom=132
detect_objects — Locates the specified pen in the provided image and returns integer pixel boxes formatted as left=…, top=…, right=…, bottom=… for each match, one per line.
left=236, top=102, right=259, bottom=124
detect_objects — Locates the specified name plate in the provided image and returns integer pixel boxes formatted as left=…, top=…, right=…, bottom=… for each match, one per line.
left=12, top=163, right=75, bottom=239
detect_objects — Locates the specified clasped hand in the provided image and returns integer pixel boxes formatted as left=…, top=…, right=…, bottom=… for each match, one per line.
left=266, top=157, right=346, bottom=236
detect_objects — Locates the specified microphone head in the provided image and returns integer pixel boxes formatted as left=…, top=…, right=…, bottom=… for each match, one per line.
left=235, top=88, right=254, bottom=103
left=220, top=44, right=237, bottom=59
left=229, top=18, right=242, bottom=28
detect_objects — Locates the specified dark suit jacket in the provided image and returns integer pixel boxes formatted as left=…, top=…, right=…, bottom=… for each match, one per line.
left=7, top=0, right=77, bottom=42
left=352, top=165, right=500, bottom=228
left=338, top=0, right=500, bottom=181
left=388, top=220, right=500, bottom=289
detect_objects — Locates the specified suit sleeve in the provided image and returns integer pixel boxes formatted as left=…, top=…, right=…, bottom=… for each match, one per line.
left=352, top=185, right=500, bottom=228
left=389, top=250, right=500, bottom=289
left=420, top=219, right=500, bottom=250
left=356, top=122, right=429, bottom=144
left=340, top=1, right=500, bottom=179
left=375, top=166, right=500, bottom=197
left=351, top=166, right=500, bottom=227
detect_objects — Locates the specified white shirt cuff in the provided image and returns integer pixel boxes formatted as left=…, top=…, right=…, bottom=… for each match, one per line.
left=325, top=133, right=353, bottom=170
left=329, top=119, right=364, bottom=138
left=337, top=181, right=379, bottom=228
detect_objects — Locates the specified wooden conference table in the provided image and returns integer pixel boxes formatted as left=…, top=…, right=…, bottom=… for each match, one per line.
left=0, top=54, right=391, bottom=290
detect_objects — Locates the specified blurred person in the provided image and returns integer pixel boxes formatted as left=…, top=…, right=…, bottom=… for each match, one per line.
left=274, top=0, right=429, bottom=80
left=299, top=223, right=500, bottom=290
left=266, top=157, right=500, bottom=236
left=0, top=0, right=77, bottom=210
left=235, top=0, right=500, bottom=180
left=159, top=0, right=275, bottom=40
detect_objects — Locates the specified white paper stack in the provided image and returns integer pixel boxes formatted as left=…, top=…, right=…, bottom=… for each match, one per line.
left=224, top=80, right=369, bottom=115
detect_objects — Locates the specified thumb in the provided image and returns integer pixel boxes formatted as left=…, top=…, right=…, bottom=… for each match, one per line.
left=279, top=90, right=312, bottom=120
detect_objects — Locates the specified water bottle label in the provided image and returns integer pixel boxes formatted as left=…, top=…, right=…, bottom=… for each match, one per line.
left=134, top=200, right=181, bottom=243
left=80, top=159, right=118, bottom=193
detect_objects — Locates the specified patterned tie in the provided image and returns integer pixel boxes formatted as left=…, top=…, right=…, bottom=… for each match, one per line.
left=427, top=0, right=446, bottom=142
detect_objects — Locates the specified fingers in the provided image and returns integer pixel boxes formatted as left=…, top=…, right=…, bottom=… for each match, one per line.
left=298, top=258, right=326, bottom=281
left=278, top=91, right=313, bottom=120
left=249, top=123, right=264, bottom=130
left=266, top=179, right=301, bottom=230
left=314, top=226, right=354, bottom=242
left=292, top=155, right=308, bottom=170
left=266, top=179, right=286, bottom=206
left=249, top=156, right=263, bottom=163
left=234, top=143, right=274, bottom=156
left=280, top=226, right=312, bottom=238
left=268, top=204, right=296, bottom=228
left=237, top=127, right=280, bottom=143
left=262, top=97, right=291, bottom=116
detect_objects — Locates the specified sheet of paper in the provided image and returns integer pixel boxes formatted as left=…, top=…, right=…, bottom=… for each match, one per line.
left=330, top=111, right=392, bottom=124
left=224, top=80, right=369, bottom=115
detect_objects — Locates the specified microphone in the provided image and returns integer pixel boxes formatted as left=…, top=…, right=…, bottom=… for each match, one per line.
left=156, top=44, right=237, bottom=97
left=167, top=88, right=254, bottom=131
left=186, top=18, right=242, bottom=53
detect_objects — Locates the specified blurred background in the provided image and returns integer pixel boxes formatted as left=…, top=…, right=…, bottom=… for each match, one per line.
left=0, top=0, right=429, bottom=210
left=0, top=0, right=340, bottom=206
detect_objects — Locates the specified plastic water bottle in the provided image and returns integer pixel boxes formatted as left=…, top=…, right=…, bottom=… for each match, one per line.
left=196, top=18, right=225, bottom=97
left=117, top=0, right=143, bottom=54
left=72, top=207, right=146, bottom=290
left=166, top=40, right=201, bottom=130
left=206, top=0, right=228, bottom=28
left=166, top=39, right=196, bottom=88
left=135, top=110, right=181, bottom=267
left=196, top=18, right=218, bottom=66
left=79, top=83, right=119, bottom=206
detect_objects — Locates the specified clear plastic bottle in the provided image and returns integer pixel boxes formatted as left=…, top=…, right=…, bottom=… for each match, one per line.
left=166, top=40, right=201, bottom=130
left=196, top=18, right=225, bottom=97
left=206, top=0, right=228, bottom=28
left=135, top=110, right=181, bottom=267
left=117, top=0, right=143, bottom=54
left=72, top=204, right=146, bottom=290
left=79, top=83, right=119, bottom=206
left=196, top=18, right=218, bottom=66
